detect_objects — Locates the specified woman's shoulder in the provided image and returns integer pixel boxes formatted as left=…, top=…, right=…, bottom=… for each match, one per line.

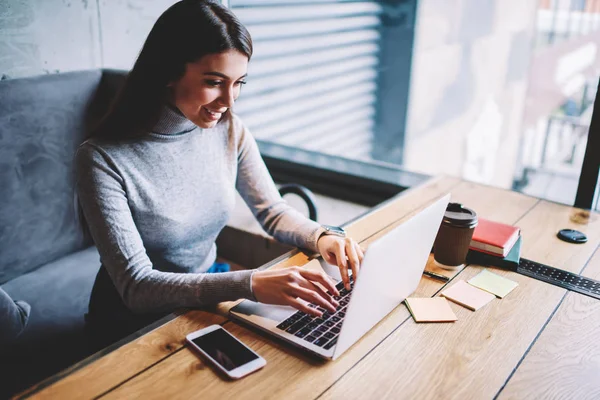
left=76, top=138, right=102, bottom=159
left=77, top=138, right=108, bottom=158
left=75, top=138, right=125, bottom=169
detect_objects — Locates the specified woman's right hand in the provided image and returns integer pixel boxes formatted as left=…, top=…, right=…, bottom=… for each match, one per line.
left=251, top=267, right=340, bottom=317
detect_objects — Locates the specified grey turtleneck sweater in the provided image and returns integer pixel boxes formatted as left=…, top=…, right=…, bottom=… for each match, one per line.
left=75, top=106, right=323, bottom=314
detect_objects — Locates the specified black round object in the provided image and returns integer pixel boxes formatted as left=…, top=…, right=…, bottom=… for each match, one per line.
left=557, top=229, right=588, bottom=244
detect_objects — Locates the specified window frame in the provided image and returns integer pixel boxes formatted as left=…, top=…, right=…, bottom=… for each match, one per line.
left=258, top=139, right=430, bottom=206
left=575, top=79, right=600, bottom=210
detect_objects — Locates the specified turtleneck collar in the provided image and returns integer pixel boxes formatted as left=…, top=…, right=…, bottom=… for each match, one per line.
left=150, top=103, right=198, bottom=136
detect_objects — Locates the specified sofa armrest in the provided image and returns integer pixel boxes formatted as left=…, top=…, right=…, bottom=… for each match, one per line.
left=278, top=183, right=318, bottom=221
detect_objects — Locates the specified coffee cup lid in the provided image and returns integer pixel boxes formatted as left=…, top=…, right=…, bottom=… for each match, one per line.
left=443, top=203, right=478, bottom=228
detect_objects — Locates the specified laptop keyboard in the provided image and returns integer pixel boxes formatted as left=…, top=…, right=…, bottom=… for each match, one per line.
left=276, top=278, right=354, bottom=350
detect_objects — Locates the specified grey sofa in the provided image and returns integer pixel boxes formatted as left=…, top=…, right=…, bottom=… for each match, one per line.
left=0, top=69, right=125, bottom=396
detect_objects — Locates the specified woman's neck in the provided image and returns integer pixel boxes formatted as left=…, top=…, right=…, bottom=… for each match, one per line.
left=151, top=103, right=197, bottom=135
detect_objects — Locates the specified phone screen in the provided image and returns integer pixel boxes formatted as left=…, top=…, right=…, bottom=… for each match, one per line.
left=191, top=328, right=259, bottom=371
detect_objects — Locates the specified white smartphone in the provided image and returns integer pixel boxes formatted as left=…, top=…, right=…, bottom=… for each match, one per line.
left=185, top=324, right=266, bottom=379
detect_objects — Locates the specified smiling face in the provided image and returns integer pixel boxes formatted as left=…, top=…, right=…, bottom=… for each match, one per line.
left=169, top=50, right=249, bottom=129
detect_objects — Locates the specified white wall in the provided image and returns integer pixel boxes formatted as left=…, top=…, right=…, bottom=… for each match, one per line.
left=0, top=0, right=178, bottom=79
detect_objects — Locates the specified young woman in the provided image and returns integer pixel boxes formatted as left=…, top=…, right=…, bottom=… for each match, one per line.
left=76, top=0, right=363, bottom=345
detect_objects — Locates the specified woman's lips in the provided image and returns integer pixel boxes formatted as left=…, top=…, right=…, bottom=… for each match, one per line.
left=203, top=107, right=223, bottom=121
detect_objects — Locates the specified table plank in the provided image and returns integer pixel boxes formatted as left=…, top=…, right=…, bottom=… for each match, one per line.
left=99, top=181, right=540, bottom=400
left=25, top=311, right=226, bottom=400
left=321, top=200, right=600, bottom=400
left=498, top=247, right=600, bottom=400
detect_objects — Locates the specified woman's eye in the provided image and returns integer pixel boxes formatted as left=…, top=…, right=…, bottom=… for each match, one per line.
left=236, top=80, right=247, bottom=86
left=205, top=80, right=223, bottom=87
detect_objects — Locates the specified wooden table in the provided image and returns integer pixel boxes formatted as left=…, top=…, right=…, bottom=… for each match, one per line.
left=20, top=177, right=600, bottom=400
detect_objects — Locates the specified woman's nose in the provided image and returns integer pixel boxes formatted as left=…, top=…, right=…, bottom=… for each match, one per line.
left=219, top=88, right=235, bottom=108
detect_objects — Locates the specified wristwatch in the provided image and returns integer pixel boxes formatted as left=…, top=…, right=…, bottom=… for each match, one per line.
left=320, top=224, right=346, bottom=238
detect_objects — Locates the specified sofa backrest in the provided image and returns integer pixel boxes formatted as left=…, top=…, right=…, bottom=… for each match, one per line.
left=0, top=70, right=126, bottom=284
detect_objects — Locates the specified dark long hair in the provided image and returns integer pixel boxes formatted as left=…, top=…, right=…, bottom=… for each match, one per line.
left=92, top=0, right=252, bottom=140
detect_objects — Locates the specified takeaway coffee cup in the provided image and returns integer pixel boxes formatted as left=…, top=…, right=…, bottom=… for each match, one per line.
left=433, top=203, right=478, bottom=270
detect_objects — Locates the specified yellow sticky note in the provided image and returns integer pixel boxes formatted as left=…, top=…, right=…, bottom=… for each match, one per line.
left=405, top=297, right=458, bottom=323
left=441, top=280, right=495, bottom=311
left=468, top=269, right=518, bottom=298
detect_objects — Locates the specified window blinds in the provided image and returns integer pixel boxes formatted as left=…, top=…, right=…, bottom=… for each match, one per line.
left=230, top=1, right=383, bottom=160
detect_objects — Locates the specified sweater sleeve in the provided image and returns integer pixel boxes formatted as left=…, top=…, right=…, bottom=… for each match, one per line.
left=75, top=143, right=256, bottom=314
left=231, top=115, right=323, bottom=253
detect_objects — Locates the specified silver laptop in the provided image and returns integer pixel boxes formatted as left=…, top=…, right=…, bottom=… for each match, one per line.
left=229, top=194, right=450, bottom=360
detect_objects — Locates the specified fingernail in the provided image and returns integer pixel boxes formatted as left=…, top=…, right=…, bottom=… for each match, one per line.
left=332, top=284, right=340, bottom=296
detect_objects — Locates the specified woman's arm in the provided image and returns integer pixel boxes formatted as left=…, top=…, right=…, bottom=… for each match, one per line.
left=75, top=143, right=255, bottom=314
left=232, top=116, right=323, bottom=252
left=231, top=116, right=364, bottom=290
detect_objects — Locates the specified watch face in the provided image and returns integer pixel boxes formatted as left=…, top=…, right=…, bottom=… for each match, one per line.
left=324, top=225, right=346, bottom=236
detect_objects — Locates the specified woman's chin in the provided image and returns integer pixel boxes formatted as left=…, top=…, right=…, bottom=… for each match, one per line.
left=195, top=119, right=218, bottom=129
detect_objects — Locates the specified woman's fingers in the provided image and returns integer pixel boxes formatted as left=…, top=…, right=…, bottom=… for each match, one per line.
left=290, top=286, right=336, bottom=314
left=298, top=268, right=339, bottom=296
left=303, top=280, right=339, bottom=309
left=271, top=237, right=366, bottom=318
left=355, top=241, right=365, bottom=263
left=286, top=296, right=321, bottom=317
left=322, top=251, right=336, bottom=266
left=345, top=238, right=361, bottom=284
left=331, top=241, right=351, bottom=290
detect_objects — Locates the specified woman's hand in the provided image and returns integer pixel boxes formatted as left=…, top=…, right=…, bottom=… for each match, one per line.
left=251, top=267, right=340, bottom=317
left=317, top=235, right=364, bottom=290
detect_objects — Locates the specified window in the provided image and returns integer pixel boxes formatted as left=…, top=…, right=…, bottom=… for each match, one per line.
left=228, top=0, right=422, bottom=202
left=229, top=0, right=600, bottom=208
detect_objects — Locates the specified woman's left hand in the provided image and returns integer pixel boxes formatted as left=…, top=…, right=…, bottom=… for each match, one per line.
left=317, top=235, right=364, bottom=290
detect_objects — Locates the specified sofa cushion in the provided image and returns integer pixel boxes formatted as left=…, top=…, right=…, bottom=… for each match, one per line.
left=2, top=246, right=99, bottom=342
left=0, top=70, right=103, bottom=284
left=0, top=246, right=100, bottom=395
